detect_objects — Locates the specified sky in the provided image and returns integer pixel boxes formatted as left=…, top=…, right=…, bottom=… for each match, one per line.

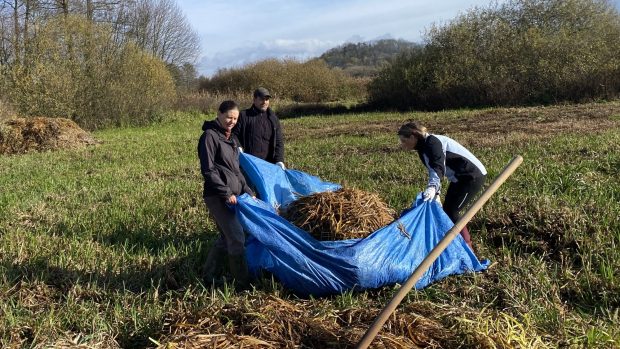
left=177, top=0, right=620, bottom=77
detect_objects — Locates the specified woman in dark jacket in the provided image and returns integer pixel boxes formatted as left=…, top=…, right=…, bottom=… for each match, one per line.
left=398, top=122, right=486, bottom=251
left=198, top=100, right=254, bottom=288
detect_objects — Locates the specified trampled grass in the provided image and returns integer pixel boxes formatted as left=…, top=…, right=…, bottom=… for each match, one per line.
left=1, top=102, right=619, bottom=348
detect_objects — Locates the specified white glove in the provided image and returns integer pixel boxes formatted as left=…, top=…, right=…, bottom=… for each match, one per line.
left=422, top=186, right=436, bottom=201
left=276, top=162, right=286, bottom=170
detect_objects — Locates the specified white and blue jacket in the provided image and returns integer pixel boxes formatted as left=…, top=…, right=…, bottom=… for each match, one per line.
left=416, top=134, right=486, bottom=191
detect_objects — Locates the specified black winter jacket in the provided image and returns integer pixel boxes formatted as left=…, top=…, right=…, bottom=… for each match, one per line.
left=233, top=105, right=284, bottom=164
left=198, top=120, right=254, bottom=199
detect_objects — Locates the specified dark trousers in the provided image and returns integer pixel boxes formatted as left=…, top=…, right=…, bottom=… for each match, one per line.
left=443, top=176, right=486, bottom=247
left=204, top=196, right=245, bottom=256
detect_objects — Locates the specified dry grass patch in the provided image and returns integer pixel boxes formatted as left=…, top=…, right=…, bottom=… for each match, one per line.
left=35, top=332, right=121, bottom=349
left=0, top=117, right=98, bottom=155
left=281, top=188, right=395, bottom=240
left=285, top=102, right=620, bottom=145
left=155, top=296, right=458, bottom=348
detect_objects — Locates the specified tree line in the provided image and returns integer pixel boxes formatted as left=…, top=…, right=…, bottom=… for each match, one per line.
left=0, top=0, right=199, bottom=129
left=3, top=0, right=620, bottom=128
left=369, top=0, right=620, bottom=109
left=316, top=39, right=420, bottom=77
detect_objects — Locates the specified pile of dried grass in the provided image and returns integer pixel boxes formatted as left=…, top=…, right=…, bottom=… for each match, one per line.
left=0, top=117, right=97, bottom=155
left=155, top=295, right=457, bottom=348
left=281, top=188, right=395, bottom=240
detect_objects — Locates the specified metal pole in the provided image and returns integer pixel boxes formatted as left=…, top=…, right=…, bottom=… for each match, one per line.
left=356, top=155, right=523, bottom=349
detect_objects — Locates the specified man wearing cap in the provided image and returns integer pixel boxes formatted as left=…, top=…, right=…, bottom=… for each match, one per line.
left=233, top=87, right=286, bottom=169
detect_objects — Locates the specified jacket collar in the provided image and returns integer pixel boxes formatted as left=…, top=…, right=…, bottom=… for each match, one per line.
left=250, top=104, right=271, bottom=116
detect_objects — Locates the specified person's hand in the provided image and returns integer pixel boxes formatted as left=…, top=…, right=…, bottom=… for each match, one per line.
left=238, top=147, right=244, bottom=153
left=227, top=195, right=237, bottom=205
left=276, top=162, right=286, bottom=170
left=422, top=186, right=436, bottom=201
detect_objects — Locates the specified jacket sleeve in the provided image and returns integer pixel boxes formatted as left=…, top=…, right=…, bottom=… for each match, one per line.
left=240, top=175, right=255, bottom=197
left=423, top=136, right=445, bottom=190
left=273, top=114, right=285, bottom=163
left=198, top=132, right=232, bottom=199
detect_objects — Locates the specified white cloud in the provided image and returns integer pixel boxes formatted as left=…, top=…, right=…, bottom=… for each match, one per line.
left=178, top=0, right=509, bottom=75
left=197, top=38, right=339, bottom=76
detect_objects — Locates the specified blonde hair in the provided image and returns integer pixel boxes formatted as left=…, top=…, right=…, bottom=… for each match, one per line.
left=397, top=122, right=427, bottom=138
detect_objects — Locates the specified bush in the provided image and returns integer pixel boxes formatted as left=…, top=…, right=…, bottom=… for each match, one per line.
left=0, top=98, right=17, bottom=121
left=2, top=15, right=176, bottom=130
left=201, top=58, right=367, bottom=103
left=369, top=0, right=620, bottom=109
left=174, top=91, right=250, bottom=114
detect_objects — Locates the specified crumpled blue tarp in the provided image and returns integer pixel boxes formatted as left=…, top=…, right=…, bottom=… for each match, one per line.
left=236, top=153, right=490, bottom=296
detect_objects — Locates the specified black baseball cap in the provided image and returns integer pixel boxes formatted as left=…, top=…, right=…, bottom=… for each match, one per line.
left=253, top=87, right=271, bottom=98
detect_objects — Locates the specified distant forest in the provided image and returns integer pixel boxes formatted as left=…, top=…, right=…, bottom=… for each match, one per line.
left=315, top=39, right=420, bottom=77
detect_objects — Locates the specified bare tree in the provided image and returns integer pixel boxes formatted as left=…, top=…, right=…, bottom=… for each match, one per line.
left=0, top=1, right=14, bottom=64
left=126, top=0, right=199, bottom=65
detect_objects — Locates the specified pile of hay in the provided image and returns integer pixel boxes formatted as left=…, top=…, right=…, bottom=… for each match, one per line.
left=0, top=117, right=97, bottom=155
left=281, top=188, right=396, bottom=240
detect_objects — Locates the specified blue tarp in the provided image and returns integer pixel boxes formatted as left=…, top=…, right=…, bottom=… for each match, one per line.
left=236, top=153, right=490, bottom=296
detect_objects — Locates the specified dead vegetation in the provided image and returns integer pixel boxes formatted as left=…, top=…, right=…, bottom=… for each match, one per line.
left=285, top=102, right=620, bottom=143
left=155, top=296, right=459, bottom=349
left=0, top=117, right=98, bottom=155
left=281, top=188, right=395, bottom=240
left=35, top=332, right=121, bottom=349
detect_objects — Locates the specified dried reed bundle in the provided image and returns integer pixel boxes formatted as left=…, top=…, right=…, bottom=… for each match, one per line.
left=281, top=188, right=396, bottom=240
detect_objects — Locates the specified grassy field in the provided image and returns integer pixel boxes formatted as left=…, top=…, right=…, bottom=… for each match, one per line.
left=1, top=102, right=619, bottom=348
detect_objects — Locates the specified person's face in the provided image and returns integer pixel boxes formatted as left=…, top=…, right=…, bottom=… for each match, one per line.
left=217, top=108, right=239, bottom=131
left=253, top=96, right=270, bottom=111
left=399, top=134, right=418, bottom=151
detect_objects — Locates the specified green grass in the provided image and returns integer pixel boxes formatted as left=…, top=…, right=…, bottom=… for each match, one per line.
left=1, top=102, right=619, bottom=347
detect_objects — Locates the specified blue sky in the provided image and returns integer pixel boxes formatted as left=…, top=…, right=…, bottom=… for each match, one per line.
left=177, top=0, right=620, bottom=76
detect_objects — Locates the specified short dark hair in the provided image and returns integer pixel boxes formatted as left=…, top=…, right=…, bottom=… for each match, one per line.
left=218, top=100, right=238, bottom=114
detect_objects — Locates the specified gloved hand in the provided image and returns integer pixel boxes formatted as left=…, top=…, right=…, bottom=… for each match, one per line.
left=276, top=162, right=286, bottom=170
left=422, top=186, right=436, bottom=201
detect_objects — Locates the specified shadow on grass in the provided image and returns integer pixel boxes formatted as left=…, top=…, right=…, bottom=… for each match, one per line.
left=0, top=232, right=296, bottom=348
left=0, top=228, right=238, bottom=348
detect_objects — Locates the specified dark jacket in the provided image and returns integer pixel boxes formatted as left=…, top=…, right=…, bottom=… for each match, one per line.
left=233, top=105, right=284, bottom=163
left=198, top=120, right=254, bottom=200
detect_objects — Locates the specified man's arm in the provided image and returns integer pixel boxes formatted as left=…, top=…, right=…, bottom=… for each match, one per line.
left=273, top=114, right=285, bottom=163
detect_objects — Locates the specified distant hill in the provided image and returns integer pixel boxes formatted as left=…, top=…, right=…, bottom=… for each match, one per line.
left=316, top=39, right=420, bottom=77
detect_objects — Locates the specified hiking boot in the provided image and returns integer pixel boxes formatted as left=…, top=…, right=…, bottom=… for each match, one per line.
left=228, top=254, right=251, bottom=291
left=202, top=246, right=228, bottom=282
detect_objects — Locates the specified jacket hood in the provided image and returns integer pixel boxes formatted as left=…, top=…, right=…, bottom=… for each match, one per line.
left=202, top=119, right=223, bottom=132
